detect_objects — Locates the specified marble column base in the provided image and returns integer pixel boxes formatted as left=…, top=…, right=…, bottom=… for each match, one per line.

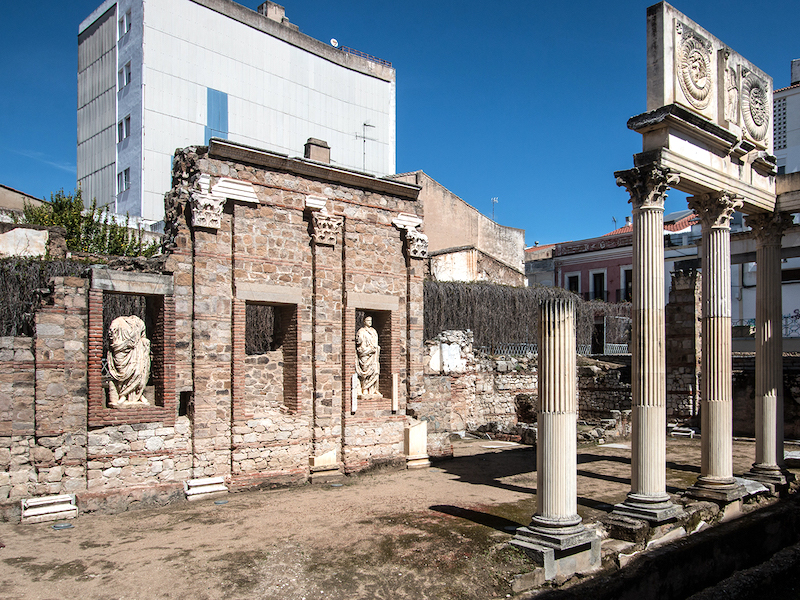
left=686, top=476, right=747, bottom=502
left=612, top=492, right=683, bottom=523
left=511, top=524, right=600, bottom=581
left=743, top=464, right=795, bottom=494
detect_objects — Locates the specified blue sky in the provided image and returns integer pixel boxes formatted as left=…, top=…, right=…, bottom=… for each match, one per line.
left=0, top=0, right=796, bottom=245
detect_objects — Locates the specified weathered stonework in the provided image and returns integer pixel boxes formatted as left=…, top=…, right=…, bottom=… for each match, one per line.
left=0, top=139, right=427, bottom=518
left=666, top=270, right=702, bottom=418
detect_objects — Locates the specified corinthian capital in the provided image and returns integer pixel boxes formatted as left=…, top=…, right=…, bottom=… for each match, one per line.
left=688, top=192, right=742, bottom=229
left=614, top=165, right=679, bottom=211
left=312, top=212, right=343, bottom=246
left=745, top=212, right=794, bottom=246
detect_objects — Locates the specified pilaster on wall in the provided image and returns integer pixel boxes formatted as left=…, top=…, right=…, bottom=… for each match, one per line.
left=405, top=234, right=426, bottom=405
left=191, top=223, right=233, bottom=478
left=310, top=211, right=344, bottom=462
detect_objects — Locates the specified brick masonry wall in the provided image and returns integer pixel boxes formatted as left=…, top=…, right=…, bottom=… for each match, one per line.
left=3, top=142, right=428, bottom=515
left=578, top=366, right=632, bottom=419
left=168, top=144, right=425, bottom=481
left=666, top=271, right=702, bottom=419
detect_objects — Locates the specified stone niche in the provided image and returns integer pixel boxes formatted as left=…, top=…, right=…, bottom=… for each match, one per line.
left=88, top=268, right=177, bottom=427
left=348, top=291, right=401, bottom=411
left=234, top=282, right=301, bottom=415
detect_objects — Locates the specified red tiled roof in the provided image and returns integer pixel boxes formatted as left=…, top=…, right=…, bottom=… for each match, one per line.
left=525, top=243, right=556, bottom=252
left=602, top=213, right=696, bottom=237
left=665, top=213, right=696, bottom=232
left=603, top=224, right=632, bottom=236
left=775, top=82, right=800, bottom=93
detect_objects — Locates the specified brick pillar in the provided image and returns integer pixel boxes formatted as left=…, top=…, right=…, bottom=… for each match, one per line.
left=665, top=270, right=701, bottom=419
left=310, top=212, right=344, bottom=468
left=190, top=219, right=233, bottom=478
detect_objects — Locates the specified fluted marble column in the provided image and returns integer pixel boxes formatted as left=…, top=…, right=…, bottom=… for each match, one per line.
left=687, top=192, right=746, bottom=502
left=533, top=299, right=581, bottom=535
left=612, top=165, right=682, bottom=523
left=513, top=299, right=599, bottom=576
left=745, top=212, right=795, bottom=491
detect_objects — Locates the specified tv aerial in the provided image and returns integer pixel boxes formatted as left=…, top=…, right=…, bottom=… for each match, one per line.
left=330, top=38, right=339, bottom=48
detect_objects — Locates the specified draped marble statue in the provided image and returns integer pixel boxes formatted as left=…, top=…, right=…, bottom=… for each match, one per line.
left=355, top=316, right=380, bottom=396
left=107, top=315, right=151, bottom=406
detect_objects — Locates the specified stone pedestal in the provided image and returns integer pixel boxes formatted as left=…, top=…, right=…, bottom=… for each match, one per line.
left=512, top=299, right=600, bottom=579
left=687, top=192, right=746, bottom=502
left=744, top=213, right=795, bottom=492
left=405, top=420, right=431, bottom=469
left=612, top=165, right=683, bottom=522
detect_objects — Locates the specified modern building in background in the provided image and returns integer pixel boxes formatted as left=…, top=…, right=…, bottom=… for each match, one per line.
left=774, top=58, right=800, bottom=175
left=390, top=171, right=526, bottom=286
left=78, top=0, right=396, bottom=226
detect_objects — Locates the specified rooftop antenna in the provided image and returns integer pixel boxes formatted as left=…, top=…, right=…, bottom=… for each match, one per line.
left=491, top=197, right=498, bottom=221
left=355, top=122, right=376, bottom=172
left=612, top=216, right=617, bottom=229
left=330, top=38, right=338, bottom=48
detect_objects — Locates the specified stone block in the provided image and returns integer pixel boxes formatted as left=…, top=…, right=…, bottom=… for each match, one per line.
left=145, top=437, right=164, bottom=451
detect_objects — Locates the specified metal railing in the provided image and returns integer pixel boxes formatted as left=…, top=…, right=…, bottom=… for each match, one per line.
left=477, top=342, right=538, bottom=357
left=603, top=343, right=629, bottom=355
left=732, top=316, right=800, bottom=338
left=340, top=46, right=392, bottom=67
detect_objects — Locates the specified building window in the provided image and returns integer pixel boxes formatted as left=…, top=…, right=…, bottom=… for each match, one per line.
left=118, top=10, right=131, bottom=39
left=590, top=270, right=606, bottom=301
left=117, top=115, right=131, bottom=142
left=774, top=97, right=787, bottom=151
left=117, top=168, right=131, bottom=193
left=782, top=268, right=800, bottom=283
left=566, top=274, right=580, bottom=294
left=204, top=88, right=229, bottom=144
left=622, top=269, right=632, bottom=302
left=778, top=165, right=786, bottom=175
left=118, top=62, right=131, bottom=90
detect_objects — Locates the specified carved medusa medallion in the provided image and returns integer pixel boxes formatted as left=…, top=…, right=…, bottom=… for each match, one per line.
left=741, top=71, right=770, bottom=142
left=677, top=31, right=713, bottom=110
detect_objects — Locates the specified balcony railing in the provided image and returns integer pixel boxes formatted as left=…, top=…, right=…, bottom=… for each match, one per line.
left=732, top=317, right=800, bottom=338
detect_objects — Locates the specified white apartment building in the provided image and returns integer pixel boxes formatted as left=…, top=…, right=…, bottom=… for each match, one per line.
left=78, top=0, right=396, bottom=224
left=774, top=58, right=800, bottom=175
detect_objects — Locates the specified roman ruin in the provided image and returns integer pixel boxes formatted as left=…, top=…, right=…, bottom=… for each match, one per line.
left=4, top=0, right=800, bottom=595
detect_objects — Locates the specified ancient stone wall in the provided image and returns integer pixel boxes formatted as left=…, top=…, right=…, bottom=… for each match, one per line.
left=666, top=271, right=702, bottom=418
left=1, top=139, right=428, bottom=518
left=733, top=354, right=800, bottom=439
left=413, top=331, right=636, bottom=452
left=578, top=364, right=632, bottom=420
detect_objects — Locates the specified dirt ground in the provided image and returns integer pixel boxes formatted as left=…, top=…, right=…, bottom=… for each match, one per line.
left=0, top=437, right=789, bottom=600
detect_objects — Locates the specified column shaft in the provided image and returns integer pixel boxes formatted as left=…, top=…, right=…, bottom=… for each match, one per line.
left=688, top=192, right=745, bottom=502
left=534, top=299, right=580, bottom=528
left=746, top=212, right=794, bottom=489
left=630, top=203, right=667, bottom=498
left=612, top=165, right=681, bottom=522
left=701, top=224, right=733, bottom=480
